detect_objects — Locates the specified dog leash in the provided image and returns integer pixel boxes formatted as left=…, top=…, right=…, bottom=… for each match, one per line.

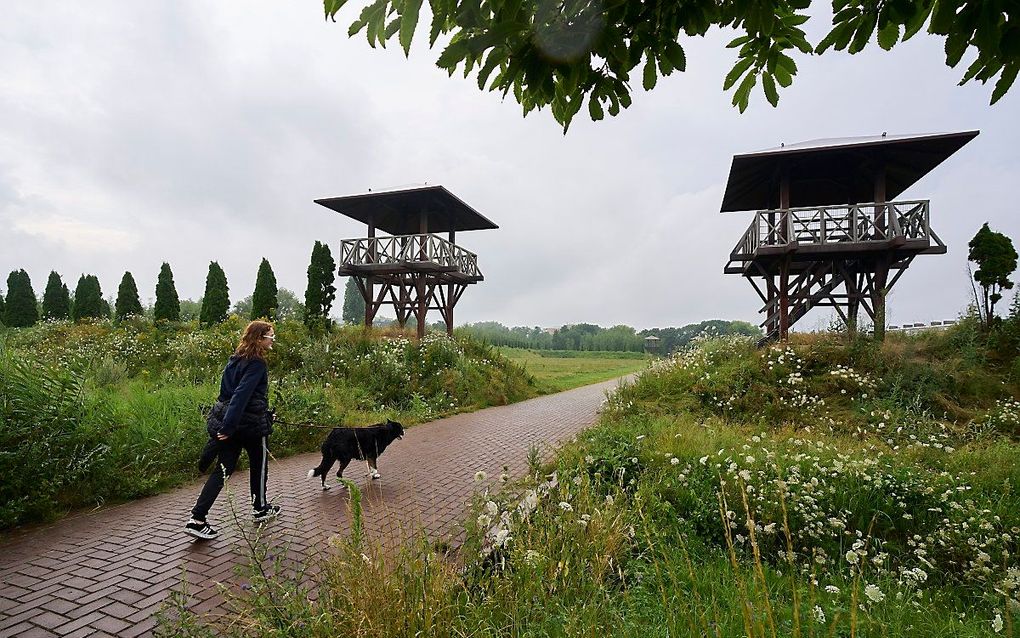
left=271, top=416, right=337, bottom=431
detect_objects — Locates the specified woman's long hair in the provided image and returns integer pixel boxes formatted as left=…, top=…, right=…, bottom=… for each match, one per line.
left=234, top=320, right=274, bottom=361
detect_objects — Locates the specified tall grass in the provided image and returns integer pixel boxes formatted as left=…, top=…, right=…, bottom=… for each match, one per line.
left=0, top=318, right=536, bottom=529
left=160, top=324, right=1019, bottom=637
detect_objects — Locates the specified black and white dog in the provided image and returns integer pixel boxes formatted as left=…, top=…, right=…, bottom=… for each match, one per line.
left=308, top=419, right=404, bottom=490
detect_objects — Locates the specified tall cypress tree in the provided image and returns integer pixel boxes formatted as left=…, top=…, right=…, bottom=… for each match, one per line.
left=42, top=271, right=71, bottom=320
left=115, top=271, right=143, bottom=320
left=200, top=262, right=230, bottom=326
left=342, top=277, right=365, bottom=325
left=250, top=258, right=278, bottom=320
left=303, top=241, right=337, bottom=326
left=4, top=270, right=39, bottom=327
left=71, top=275, right=105, bottom=321
left=154, top=262, right=181, bottom=322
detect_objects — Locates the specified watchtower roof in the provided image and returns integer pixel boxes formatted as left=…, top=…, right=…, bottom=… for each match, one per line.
left=315, top=184, right=499, bottom=235
left=720, top=130, right=979, bottom=212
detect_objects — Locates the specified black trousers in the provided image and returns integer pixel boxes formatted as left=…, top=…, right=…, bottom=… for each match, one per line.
left=191, top=430, right=269, bottom=521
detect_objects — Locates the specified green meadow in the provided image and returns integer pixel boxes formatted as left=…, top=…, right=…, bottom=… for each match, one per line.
left=499, top=347, right=649, bottom=392
left=164, top=318, right=1020, bottom=637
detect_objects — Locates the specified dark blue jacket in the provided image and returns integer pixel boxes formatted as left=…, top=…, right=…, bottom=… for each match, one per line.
left=208, top=355, right=270, bottom=438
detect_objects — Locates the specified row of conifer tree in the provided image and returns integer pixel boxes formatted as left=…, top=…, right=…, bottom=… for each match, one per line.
left=0, top=241, right=339, bottom=328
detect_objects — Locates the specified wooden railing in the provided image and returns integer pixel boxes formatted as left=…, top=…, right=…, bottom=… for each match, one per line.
left=730, top=200, right=936, bottom=258
left=339, top=234, right=481, bottom=278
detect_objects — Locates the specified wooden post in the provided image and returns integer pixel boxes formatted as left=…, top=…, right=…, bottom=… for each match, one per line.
left=874, top=164, right=887, bottom=235
left=365, top=222, right=375, bottom=328
left=447, top=229, right=456, bottom=336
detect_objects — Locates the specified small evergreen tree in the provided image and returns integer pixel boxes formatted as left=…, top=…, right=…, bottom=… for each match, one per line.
left=250, top=258, right=278, bottom=320
left=154, top=262, right=181, bottom=322
left=4, top=270, right=39, bottom=327
left=200, top=262, right=230, bottom=326
left=71, top=275, right=105, bottom=321
left=342, top=277, right=365, bottom=325
left=303, top=241, right=337, bottom=327
left=969, top=223, right=1018, bottom=328
left=42, top=271, right=71, bottom=320
left=115, top=271, right=143, bottom=320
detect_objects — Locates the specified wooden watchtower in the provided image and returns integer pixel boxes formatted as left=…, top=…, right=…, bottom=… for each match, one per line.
left=722, top=131, right=978, bottom=344
left=315, top=185, right=498, bottom=338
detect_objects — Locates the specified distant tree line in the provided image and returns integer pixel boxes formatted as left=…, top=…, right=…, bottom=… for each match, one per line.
left=0, top=241, right=340, bottom=330
left=459, top=319, right=761, bottom=354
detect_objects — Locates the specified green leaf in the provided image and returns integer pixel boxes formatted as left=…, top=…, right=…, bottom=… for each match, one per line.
left=959, top=57, right=985, bottom=84
left=763, top=72, right=779, bottom=106
left=399, top=0, right=423, bottom=56
left=436, top=40, right=469, bottom=69
left=877, top=22, right=900, bottom=50
left=348, top=19, right=366, bottom=36
left=324, top=0, right=349, bottom=20
left=776, top=53, right=798, bottom=74
left=945, top=32, right=968, bottom=67
left=642, top=57, right=658, bottom=91
left=727, top=35, right=751, bottom=49
left=732, top=71, right=756, bottom=111
left=902, top=2, right=934, bottom=41
left=774, top=64, right=793, bottom=87
left=991, top=63, right=1019, bottom=104
left=848, top=12, right=877, bottom=54
left=724, top=56, right=755, bottom=90
left=665, top=41, right=687, bottom=72
left=477, top=48, right=507, bottom=90
left=588, top=95, right=604, bottom=121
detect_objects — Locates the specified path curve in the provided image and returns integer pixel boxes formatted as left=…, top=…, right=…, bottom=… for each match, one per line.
left=0, top=376, right=629, bottom=637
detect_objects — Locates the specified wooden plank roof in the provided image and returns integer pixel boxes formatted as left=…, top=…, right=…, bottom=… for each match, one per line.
left=720, top=130, right=979, bottom=212
left=315, top=184, right=498, bottom=235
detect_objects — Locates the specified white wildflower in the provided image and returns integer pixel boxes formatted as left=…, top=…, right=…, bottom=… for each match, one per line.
left=864, top=584, right=885, bottom=603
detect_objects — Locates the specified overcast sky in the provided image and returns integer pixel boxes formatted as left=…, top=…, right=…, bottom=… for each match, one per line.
left=1, top=2, right=1017, bottom=331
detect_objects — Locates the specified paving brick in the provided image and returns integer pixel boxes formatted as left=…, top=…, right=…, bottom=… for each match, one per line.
left=0, top=378, right=624, bottom=636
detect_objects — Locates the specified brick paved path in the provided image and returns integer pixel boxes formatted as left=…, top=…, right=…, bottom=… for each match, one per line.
left=0, top=377, right=628, bottom=637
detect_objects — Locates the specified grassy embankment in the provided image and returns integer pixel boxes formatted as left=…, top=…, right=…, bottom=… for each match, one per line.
left=499, top=347, right=648, bottom=392
left=164, top=319, right=1020, bottom=637
left=0, top=317, right=537, bottom=530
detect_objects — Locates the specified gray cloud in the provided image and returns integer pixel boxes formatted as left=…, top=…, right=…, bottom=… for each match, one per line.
left=1, top=2, right=1016, bottom=331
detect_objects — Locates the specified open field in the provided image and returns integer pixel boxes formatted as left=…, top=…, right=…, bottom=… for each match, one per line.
left=167, top=319, right=1020, bottom=636
left=499, top=347, right=649, bottom=392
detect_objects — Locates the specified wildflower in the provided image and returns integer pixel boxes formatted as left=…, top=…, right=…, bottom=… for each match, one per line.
left=493, top=528, right=511, bottom=547
left=670, top=457, right=680, bottom=466
left=863, top=584, right=885, bottom=603
left=484, top=501, right=498, bottom=516
left=699, top=455, right=709, bottom=466
left=474, top=471, right=487, bottom=482
left=812, top=606, right=825, bottom=623
left=993, top=613, right=1004, bottom=633
left=605, top=495, right=614, bottom=506
left=845, top=551, right=859, bottom=565
left=824, top=585, right=840, bottom=595
left=559, top=501, right=573, bottom=512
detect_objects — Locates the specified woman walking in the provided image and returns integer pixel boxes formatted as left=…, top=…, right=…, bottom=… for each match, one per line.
left=186, top=320, right=281, bottom=539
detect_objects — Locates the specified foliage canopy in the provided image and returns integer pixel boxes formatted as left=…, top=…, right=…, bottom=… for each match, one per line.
left=115, top=272, right=144, bottom=321
left=968, top=222, right=1017, bottom=327
left=4, top=270, right=39, bottom=328
left=154, top=263, right=181, bottom=322
left=72, top=275, right=106, bottom=322
left=304, top=241, right=338, bottom=327
left=42, top=272, right=71, bottom=321
left=200, top=262, right=231, bottom=326
left=251, top=258, right=279, bottom=321
left=325, top=0, right=1019, bottom=130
